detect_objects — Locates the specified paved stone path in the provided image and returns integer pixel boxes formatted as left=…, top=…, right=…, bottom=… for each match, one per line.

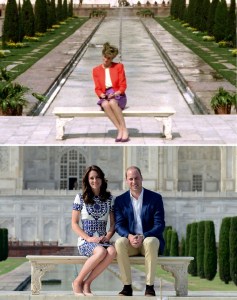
left=0, top=262, right=30, bottom=291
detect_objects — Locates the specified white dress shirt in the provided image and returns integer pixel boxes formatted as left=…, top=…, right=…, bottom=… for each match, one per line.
left=130, top=188, right=144, bottom=235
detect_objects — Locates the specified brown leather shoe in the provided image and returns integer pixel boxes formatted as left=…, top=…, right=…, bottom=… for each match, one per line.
left=145, top=285, right=156, bottom=297
left=118, top=285, right=133, bottom=296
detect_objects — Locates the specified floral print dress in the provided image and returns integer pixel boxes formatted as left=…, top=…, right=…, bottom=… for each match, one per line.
left=73, top=193, right=114, bottom=257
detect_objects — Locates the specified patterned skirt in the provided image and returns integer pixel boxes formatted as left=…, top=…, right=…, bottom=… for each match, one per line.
left=78, top=241, right=113, bottom=257
left=78, top=241, right=100, bottom=257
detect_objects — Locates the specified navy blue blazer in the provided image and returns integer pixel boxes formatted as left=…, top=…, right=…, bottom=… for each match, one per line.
left=114, top=188, right=165, bottom=254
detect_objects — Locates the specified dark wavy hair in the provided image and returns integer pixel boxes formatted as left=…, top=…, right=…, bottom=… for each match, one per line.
left=82, top=165, right=111, bottom=204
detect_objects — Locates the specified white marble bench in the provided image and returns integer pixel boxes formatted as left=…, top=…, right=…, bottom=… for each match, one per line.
left=26, top=255, right=193, bottom=296
left=52, top=106, right=176, bottom=140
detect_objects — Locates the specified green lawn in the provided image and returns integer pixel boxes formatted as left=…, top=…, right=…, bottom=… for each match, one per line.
left=135, top=265, right=237, bottom=291
left=0, top=17, right=88, bottom=80
left=155, top=17, right=237, bottom=87
left=0, top=257, right=27, bottom=276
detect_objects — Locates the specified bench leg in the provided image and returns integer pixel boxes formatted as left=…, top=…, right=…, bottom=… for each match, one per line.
left=156, top=116, right=173, bottom=140
left=31, top=262, right=55, bottom=295
left=161, top=264, right=188, bottom=296
left=56, top=117, right=73, bottom=140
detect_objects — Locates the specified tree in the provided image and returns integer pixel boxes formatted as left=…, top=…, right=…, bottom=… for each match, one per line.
left=207, top=0, right=219, bottom=35
left=47, top=0, right=57, bottom=28
left=225, top=0, right=236, bottom=46
left=166, top=228, right=173, bottom=256
left=199, top=0, right=210, bottom=32
left=63, top=0, right=67, bottom=19
left=178, top=0, right=186, bottom=21
left=213, top=0, right=228, bottom=42
left=0, top=229, right=3, bottom=261
left=219, top=217, right=231, bottom=284
left=170, top=0, right=175, bottom=17
left=56, top=0, right=63, bottom=22
left=183, top=6, right=189, bottom=23
left=2, top=228, right=9, bottom=261
left=163, top=226, right=172, bottom=256
left=188, top=222, right=198, bottom=276
left=22, top=0, right=35, bottom=37
left=170, top=230, right=179, bottom=256
left=180, top=237, right=185, bottom=256
left=197, top=221, right=205, bottom=278
left=35, top=0, right=48, bottom=33
left=193, top=0, right=202, bottom=30
left=185, top=223, right=191, bottom=256
left=68, top=0, right=73, bottom=17
left=173, top=0, right=180, bottom=19
left=2, top=0, right=19, bottom=44
left=204, top=220, right=217, bottom=280
left=229, top=216, right=237, bottom=285
left=187, top=0, right=197, bottom=27
left=18, top=0, right=24, bottom=42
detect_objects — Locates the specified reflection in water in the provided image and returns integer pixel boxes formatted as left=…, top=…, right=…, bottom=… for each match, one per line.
left=25, top=264, right=122, bottom=291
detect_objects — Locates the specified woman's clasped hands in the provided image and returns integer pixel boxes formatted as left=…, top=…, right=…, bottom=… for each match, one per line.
left=100, top=91, right=120, bottom=100
left=87, top=235, right=110, bottom=243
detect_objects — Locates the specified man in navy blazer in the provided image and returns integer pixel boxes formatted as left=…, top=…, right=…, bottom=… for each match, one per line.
left=114, top=166, right=165, bottom=297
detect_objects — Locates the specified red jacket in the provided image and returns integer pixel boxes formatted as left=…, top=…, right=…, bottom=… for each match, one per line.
left=92, top=62, right=127, bottom=97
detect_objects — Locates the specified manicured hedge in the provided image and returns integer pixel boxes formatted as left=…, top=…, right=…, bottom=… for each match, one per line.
left=163, top=226, right=172, bottom=256
left=185, top=223, right=191, bottom=256
left=170, top=230, right=179, bottom=256
left=180, top=237, right=186, bottom=256
left=188, top=222, right=198, bottom=276
left=0, top=228, right=8, bottom=261
left=204, top=220, right=217, bottom=280
left=219, top=217, right=231, bottom=284
left=197, top=221, right=205, bottom=278
left=229, top=216, right=237, bottom=285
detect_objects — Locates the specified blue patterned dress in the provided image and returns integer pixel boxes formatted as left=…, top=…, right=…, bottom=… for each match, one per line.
left=73, top=193, right=114, bottom=257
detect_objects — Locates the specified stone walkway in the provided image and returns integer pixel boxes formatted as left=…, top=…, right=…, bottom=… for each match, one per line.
left=0, top=13, right=236, bottom=145
left=0, top=262, right=30, bottom=291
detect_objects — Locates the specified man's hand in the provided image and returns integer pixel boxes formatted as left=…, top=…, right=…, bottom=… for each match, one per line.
left=128, top=234, right=144, bottom=248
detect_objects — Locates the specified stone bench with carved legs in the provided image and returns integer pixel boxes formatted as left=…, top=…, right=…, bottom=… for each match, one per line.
left=52, top=106, right=176, bottom=140
left=26, top=255, right=193, bottom=296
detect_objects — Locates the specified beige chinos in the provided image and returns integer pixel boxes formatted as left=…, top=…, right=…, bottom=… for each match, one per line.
left=115, top=236, right=160, bottom=285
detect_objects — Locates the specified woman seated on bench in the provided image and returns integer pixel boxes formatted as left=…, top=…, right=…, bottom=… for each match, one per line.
left=71, top=165, right=116, bottom=296
left=92, top=42, right=129, bottom=142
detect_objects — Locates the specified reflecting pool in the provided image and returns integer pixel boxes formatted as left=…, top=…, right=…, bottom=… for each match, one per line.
left=24, top=264, right=122, bottom=292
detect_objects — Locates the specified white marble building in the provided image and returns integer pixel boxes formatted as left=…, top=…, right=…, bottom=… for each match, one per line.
left=0, top=146, right=236, bottom=245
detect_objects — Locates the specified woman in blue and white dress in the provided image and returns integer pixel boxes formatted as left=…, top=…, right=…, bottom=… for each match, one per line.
left=71, top=165, right=116, bottom=296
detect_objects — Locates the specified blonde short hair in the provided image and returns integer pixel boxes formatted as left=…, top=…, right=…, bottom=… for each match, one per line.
left=102, top=42, right=118, bottom=58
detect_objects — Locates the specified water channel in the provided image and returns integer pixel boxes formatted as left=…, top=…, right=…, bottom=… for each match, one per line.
left=24, top=264, right=123, bottom=292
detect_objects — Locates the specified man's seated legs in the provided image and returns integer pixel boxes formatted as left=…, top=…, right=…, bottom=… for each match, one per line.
left=141, top=237, right=160, bottom=296
left=115, top=237, right=140, bottom=296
